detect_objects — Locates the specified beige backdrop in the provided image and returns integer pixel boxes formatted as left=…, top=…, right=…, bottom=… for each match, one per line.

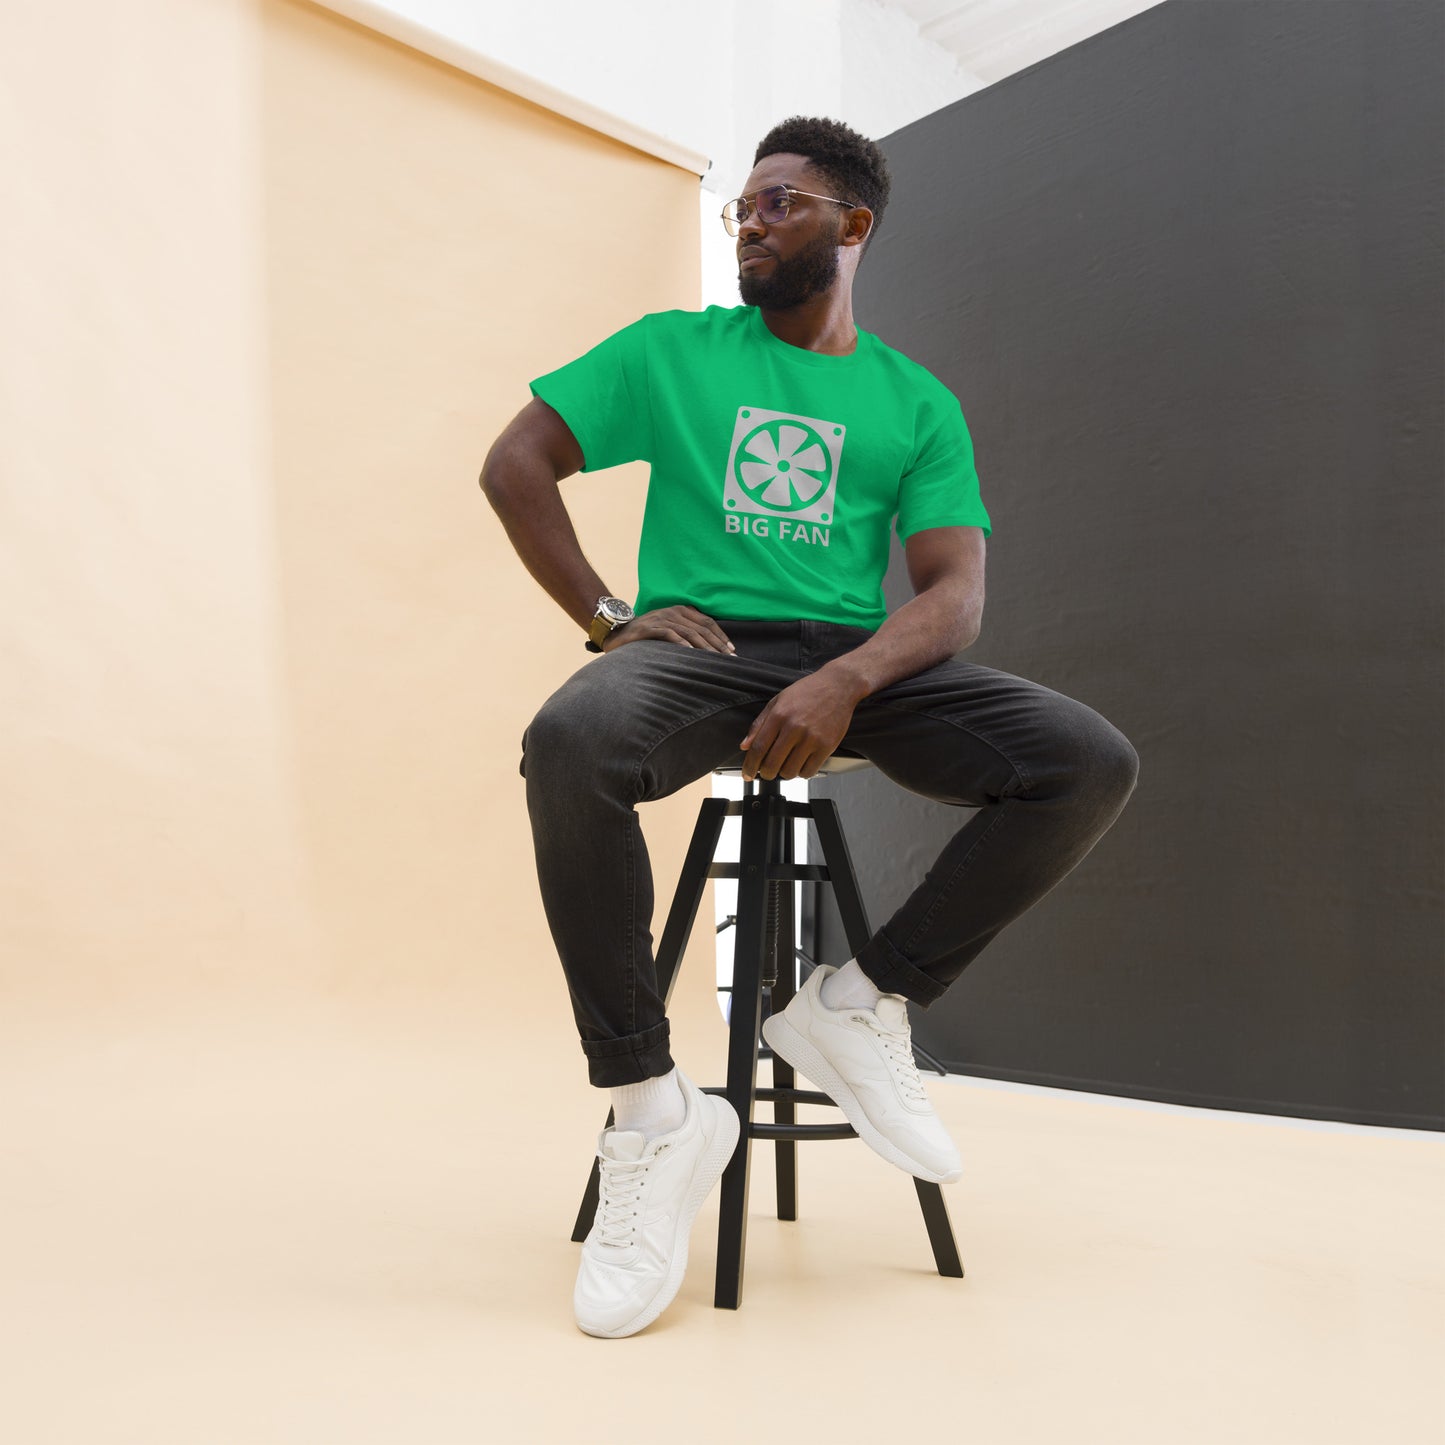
left=0, top=0, right=709, bottom=1020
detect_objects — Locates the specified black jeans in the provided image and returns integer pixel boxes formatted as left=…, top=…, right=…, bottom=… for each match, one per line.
left=521, top=621, right=1139, bottom=1087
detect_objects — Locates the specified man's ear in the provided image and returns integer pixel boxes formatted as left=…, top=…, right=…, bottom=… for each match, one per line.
left=840, top=205, right=874, bottom=248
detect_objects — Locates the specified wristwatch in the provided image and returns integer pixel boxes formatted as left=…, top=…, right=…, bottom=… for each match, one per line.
left=585, top=596, right=635, bottom=652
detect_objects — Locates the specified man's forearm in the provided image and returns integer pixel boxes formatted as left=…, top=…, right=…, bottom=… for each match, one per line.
left=480, top=442, right=609, bottom=632
left=818, top=583, right=982, bottom=703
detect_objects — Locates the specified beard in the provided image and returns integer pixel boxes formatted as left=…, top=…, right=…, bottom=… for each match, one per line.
left=738, top=231, right=840, bottom=309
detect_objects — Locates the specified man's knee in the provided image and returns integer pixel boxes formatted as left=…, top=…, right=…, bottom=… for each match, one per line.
left=520, top=665, right=653, bottom=804
left=520, top=683, right=594, bottom=785
left=1042, top=699, right=1139, bottom=817
left=1076, top=711, right=1139, bottom=817
left=1098, top=722, right=1140, bottom=802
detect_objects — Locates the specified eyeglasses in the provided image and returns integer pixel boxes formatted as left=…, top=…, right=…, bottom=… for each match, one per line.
left=720, top=183, right=856, bottom=236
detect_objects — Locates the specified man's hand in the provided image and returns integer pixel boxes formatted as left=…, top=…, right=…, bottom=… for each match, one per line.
left=603, top=606, right=735, bottom=654
left=739, top=669, right=864, bottom=781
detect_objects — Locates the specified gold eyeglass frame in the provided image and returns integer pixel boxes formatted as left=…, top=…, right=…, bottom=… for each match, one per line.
left=721, top=184, right=857, bottom=236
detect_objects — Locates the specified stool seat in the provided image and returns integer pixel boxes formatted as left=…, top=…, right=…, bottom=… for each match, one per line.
left=570, top=771, right=964, bottom=1310
left=711, top=752, right=875, bottom=777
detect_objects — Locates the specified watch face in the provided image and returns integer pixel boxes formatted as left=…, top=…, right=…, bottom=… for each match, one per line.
left=599, top=598, right=635, bottom=625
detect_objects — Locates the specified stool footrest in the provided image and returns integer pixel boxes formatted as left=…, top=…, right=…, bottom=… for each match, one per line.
left=707, top=863, right=830, bottom=882
left=702, top=1085, right=835, bottom=1108
left=700, top=1085, right=860, bottom=1141
left=750, top=1121, right=858, bottom=1142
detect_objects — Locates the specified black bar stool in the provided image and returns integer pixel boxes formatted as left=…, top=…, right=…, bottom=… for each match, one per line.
left=570, top=757, right=964, bottom=1310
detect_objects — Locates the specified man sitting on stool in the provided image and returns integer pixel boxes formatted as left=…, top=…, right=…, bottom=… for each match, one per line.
left=480, top=115, right=1139, bottom=1338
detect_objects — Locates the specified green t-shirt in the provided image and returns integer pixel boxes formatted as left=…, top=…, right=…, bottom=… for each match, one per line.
left=529, top=305, right=991, bottom=631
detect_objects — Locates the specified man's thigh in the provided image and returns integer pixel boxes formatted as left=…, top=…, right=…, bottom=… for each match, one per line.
left=522, top=640, right=798, bottom=802
left=842, top=656, right=1115, bottom=807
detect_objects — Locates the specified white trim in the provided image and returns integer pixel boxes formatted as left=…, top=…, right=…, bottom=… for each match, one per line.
left=940, top=1071, right=1443, bottom=1141
left=314, top=0, right=712, bottom=177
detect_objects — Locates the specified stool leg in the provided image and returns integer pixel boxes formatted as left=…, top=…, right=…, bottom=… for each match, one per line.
left=807, top=796, right=872, bottom=951
left=770, top=817, right=799, bottom=1222
left=658, top=797, right=731, bottom=1007
left=714, top=785, right=774, bottom=1309
left=914, top=1178, right=965, bottom=1277
left=570, top=798, right=729, bottom=1244
left=569, top=1107, right=612, bottom=1244
left=809, top=794, right=965, bottom=1281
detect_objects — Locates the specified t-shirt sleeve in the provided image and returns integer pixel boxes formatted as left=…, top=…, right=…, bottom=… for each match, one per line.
left=528, top=316, right=654, bottom=473
left=895, top=393, right=992, bottom=540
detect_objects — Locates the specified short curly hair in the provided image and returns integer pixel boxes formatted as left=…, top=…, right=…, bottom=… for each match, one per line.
left=753, top=116, right=891, bottom=250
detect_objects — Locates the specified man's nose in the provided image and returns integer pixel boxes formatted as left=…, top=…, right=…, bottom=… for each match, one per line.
left=737, top=207, right=767, bottom=242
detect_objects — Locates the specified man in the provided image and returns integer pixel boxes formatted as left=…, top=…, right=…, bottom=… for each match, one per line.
left=481, top=116, right=1138, bottom=1338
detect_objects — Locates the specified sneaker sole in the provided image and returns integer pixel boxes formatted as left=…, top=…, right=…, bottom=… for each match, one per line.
left=578, top=1093, right=741, bottom=1339
left=761, top=1013, right=961, bottom=1185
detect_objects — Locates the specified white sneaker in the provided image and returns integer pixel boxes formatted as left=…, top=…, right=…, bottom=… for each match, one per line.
left=573, top=1071, right=739, bottom=1338
left=762, top=965, right=962, bottom=1184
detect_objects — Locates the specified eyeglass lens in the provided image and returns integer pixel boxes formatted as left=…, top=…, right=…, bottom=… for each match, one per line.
left=723, top=185, right=792, bottom=233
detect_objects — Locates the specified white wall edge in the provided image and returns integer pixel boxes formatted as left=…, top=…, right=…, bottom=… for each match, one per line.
left=314, top=0, right=713, bottom=177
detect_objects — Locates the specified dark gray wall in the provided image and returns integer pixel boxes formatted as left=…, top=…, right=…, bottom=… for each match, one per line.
left=817, top=0, right=1444, bottom=1128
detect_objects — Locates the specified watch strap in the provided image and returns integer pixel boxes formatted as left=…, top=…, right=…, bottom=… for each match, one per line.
left=587, top=612, right=614, bottom=650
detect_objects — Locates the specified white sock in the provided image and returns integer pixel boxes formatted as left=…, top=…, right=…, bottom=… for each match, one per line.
left=820, top=958, right=888, bottom=1011
left=610, top=1068, right=686, bottom=1139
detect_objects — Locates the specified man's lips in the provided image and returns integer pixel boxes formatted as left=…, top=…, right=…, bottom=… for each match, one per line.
left=738, top=247, right=773, bottom=267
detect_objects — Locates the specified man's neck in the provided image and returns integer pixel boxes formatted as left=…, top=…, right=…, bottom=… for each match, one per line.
left=757, top=287, right=859, bottom=355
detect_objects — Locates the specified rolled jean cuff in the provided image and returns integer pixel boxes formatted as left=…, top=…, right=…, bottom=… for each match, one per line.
left=580, top=1019, right=675, bottom=1088
left=855, top=929, right=948, bottom=1006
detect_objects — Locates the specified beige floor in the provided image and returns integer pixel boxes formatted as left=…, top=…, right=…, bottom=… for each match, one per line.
left=2, top=982, right=1441, bottom=1445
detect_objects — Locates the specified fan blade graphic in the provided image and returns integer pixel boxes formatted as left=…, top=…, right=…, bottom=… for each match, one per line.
left=775, top=425, right=808, bottom=459
left=790, top=444, right=826, bottom=475
left=761, top=476, right=794, bottom=507
left=743, top=430, right=779, bottom=466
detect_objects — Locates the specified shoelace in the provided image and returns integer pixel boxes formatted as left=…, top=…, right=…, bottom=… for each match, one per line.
left=594, top=1146, right=666, bottom=1248
left=857, top=1014, right=930, bottom=1107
